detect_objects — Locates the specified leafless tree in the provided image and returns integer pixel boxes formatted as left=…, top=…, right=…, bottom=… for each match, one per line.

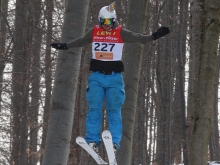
left=188, top=0, right=220, bottom=164
left=42, top=0, right=90, bottom=164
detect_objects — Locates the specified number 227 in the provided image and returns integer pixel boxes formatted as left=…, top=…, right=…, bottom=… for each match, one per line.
left=94, top=43, right=115, bottom=52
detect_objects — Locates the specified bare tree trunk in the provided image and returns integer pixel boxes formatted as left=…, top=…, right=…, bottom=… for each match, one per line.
left=0, top=0, right=8, bottom=112
left=155, top=37, right=172, bottom=165
left=150, top=0, right=173, bottom=164
left=29, top=0, right=43, bottom=164
left=209, top=45, right=220, bottom=161
left=186, top=0, right=203, bottom=159
left=11, top=0, right=29, bottom=164
left=19, top=53, right=30, bottom=165
left=40, top=0, right=53, bottom=164
left=68, top=1, right=94, bottom=163
left=42, top=0, right=90, bottom=164
left=176, top=0, right=189, bottom=164
left=118, top=0, right=148, bottom=164
left=133, top=78, right=146, bottom=165
left=19, top=1, right=33, bottom=164
left=134, top=45, right=152, bottom=165
left=189, top=0, right=220, bottom=164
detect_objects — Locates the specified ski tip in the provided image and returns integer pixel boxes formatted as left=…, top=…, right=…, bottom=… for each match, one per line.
left=76, top=136, right=85, bottom=142
left=76, top=136, right=83, bottom=139
left=102, top=130, right=110, bottom=134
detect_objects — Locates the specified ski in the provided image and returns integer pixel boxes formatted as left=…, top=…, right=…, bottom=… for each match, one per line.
left=102, top=130, right=117, bottom=165
left=76, top=136, right=108, bottom=165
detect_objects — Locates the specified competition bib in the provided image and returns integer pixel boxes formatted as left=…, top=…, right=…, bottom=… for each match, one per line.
left=92, top=25, right=124, bottom=61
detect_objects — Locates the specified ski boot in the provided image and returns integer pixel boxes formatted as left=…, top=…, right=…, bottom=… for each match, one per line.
left=88, top=142, right=99, bottom=154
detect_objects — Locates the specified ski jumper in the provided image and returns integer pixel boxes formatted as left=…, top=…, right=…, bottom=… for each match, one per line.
left=66, top=23, right=154, bottom=148
left=85, top=25, right=125, bottom=148
left=50, top=2, right=169, bottom=153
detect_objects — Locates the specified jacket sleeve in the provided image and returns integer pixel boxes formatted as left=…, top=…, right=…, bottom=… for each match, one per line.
left=66, top=28, right=93, bottom=48
left=120, top=28, right=154, bottom=44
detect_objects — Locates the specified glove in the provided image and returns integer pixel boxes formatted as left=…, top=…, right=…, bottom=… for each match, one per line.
left=50, top=43, right=68, bottom=50
left=151, top=27, right=170, bottom=40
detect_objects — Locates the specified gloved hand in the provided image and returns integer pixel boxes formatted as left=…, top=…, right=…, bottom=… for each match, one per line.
left=50, top=43, right=68, bottom=50
left=151, top=27, right=170, bottom=40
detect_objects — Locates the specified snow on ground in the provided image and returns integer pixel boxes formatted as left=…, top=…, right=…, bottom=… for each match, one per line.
left=208, top=161, right=220, bottom=165
left=176, top=162, right=220, bottom=165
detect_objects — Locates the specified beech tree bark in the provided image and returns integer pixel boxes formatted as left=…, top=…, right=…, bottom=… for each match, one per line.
left=188, top=0, right=220, bottom=164
left=42, top=0, right=90, bottom=164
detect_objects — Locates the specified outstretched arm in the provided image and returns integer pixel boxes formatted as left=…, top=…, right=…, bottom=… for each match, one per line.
left=121, top=27, right=170, bottom=44
left=51, top=28, right=93, bottom=50
left=66, top=28, right=93, bottom=48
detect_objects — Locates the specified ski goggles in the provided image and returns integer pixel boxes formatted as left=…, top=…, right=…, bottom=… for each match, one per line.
left=99, top=18, right=114, bottom=26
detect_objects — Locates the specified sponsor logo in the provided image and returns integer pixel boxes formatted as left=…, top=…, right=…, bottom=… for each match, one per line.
left=97, top=31, right=116, bottom=35
left=93, top=36, right=118, bottom=41
left=93, top=36, right=105, bottom=40
left=95, top=52, right=113, bottom=60
left=106, top=36, right=118, bottom=40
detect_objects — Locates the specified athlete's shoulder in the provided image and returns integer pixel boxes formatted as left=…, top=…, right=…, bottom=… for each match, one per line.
left=115, top=25, right=122, bottom=30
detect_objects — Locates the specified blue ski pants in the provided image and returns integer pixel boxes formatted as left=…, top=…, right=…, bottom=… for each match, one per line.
left=85, top=71, right=125, bottom=148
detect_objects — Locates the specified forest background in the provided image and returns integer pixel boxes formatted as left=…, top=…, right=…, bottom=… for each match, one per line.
left=0, top=0, right=220, bottom=165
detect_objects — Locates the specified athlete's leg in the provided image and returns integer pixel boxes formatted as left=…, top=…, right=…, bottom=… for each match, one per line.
left=85, top=72, right=105, bottom=145
left=105, top=73, right=125, bottom=148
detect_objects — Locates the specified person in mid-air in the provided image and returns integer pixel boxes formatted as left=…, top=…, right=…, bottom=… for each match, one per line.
left=51, top=1, right=170, bottom=154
